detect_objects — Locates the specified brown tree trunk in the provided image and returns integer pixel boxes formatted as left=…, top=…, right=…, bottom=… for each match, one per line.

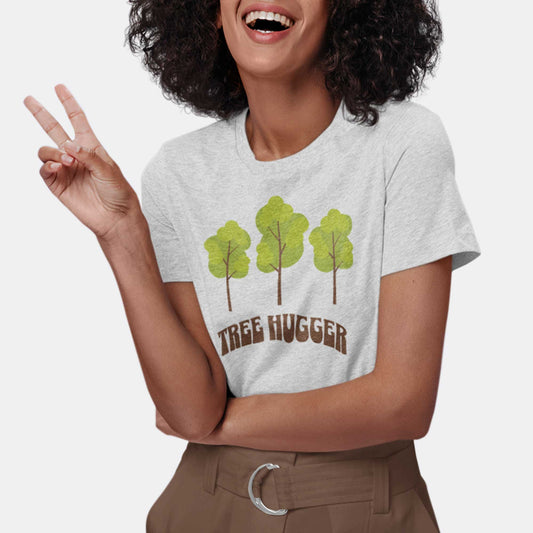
left=226, top=274, right=232, bottom=312
left=277, top=221, right=282, bottom=305
left=226, top=241, right=232, bottom=312
left=332, top=232, right=337, bottom=305
left=333, top=268, right=337, bottom=305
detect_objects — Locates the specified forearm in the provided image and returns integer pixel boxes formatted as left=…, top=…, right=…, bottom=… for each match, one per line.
left=214, top=371, right=419, bottom=452
left=97, top=209, right=224, bottom=440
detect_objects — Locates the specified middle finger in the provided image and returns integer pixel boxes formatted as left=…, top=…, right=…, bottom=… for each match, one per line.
left=55, top=84, right=97, bottom=142
left=55, top=84, right=113, bottom=164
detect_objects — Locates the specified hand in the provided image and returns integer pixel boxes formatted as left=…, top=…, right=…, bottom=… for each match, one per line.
left=23, top=84, right=141, bottom=241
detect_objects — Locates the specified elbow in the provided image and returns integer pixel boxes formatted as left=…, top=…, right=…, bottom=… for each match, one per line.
left=179, top=426, right=207, bottom=442
left=390, top=394, right=434, bottom=441
left=180, top=400, right=227, bottom=442
left=408, top=416, right=432, bottom=440
left=180, top=415, right=223, bottom=442
left=157, top=380, right=228, bottom=441
left=154, top=411, right=215, bottom=441
left=160, top=418, right=208, bottom=441
left=181, top=419, right=217, bottom=442
left=184, top=423, right=219, bottom=442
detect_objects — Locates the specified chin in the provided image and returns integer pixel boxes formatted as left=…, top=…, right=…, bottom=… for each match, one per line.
left=240, top=57, right=292, bottom=78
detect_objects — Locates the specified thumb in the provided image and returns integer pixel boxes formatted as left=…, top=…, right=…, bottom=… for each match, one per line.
left=62, top=140, right=109, bottom=178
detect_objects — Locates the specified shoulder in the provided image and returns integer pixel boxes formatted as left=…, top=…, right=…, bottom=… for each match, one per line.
left=375, top=99, right=447, bottom=143
left=161, top=114, right=235, bottom=174
left=141, top=113, right=236, bottom=189
left=162, top=114, right=234, bottom=158
left=374, top=100, right=453, bottom=179
left=341, top=99, right=449, bottom=153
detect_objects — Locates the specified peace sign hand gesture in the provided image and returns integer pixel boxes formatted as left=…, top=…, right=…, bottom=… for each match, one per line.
left=24, top=84, right=141, bottom=242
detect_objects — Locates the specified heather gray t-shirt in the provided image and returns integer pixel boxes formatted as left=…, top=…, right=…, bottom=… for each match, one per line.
left=140, top=99, right=481, bottom=398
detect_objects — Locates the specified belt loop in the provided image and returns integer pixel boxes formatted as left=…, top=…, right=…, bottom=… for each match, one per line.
left=202, top=445, right=220, bottom=495
left=372, top=457, right=390, bottom=514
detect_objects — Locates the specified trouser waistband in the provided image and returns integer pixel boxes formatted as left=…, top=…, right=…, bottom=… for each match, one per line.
left=196, top=439, right=420, bottom=515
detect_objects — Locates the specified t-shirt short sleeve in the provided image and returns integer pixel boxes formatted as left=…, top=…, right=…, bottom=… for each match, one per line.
left=140, top=145, right=193, bottom=282
left=381, top=106, right=481, bottom=277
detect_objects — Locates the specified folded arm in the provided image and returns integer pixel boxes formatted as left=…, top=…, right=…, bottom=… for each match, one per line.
left=179, top=255, right=451, bottom=451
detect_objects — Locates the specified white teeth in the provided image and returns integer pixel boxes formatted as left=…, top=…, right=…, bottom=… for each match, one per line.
left=244, top=10, right=294, bottom=29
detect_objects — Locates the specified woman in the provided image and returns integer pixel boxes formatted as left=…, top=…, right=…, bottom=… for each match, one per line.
left=24, top=0, right=481, bottom=531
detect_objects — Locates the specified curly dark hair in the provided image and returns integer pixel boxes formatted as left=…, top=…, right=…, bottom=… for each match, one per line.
left=125, top=0, right=442, bottom=126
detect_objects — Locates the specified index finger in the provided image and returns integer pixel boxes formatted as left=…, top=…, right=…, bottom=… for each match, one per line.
left=23, top=95, right=71, bottom=149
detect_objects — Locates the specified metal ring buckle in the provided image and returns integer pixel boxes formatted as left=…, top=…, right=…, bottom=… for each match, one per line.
left=247, top=463, right=288, bottom=515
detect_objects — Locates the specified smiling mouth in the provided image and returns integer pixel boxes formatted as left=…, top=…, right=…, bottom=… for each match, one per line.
left=243, top=11, right=295, bottom=33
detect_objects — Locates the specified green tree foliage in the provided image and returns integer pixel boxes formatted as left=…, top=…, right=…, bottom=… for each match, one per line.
left=309, top=209, right=353, bottom=304
left=204, top=220, right=251, bottom=312
left=256, top=196, right=309, bottom=305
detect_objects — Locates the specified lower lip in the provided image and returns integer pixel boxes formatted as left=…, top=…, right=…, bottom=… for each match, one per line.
left=242, top=17, right=295, bottom=44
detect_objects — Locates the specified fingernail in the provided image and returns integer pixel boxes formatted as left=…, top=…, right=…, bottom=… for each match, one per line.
left=51, top=162, right=62, bottom=171
left=61, top=153, right=74, bottom=164
left=64, top=140, right=80, bottom=153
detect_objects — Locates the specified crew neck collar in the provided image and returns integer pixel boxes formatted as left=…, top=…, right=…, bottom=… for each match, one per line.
left=234, top=97, right=351, bottom=176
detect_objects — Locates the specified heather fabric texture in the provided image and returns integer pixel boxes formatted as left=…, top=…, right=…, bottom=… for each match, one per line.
left=140, top=99, right=481, bottom=398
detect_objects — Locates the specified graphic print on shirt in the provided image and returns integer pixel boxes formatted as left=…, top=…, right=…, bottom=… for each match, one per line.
left=203, top=195, right=354, bottom=358
left=204, top=221, right=251, bottom=312
left=203, top=195, right=354, bottom=309
left=256, top=196, right=309, bottom=306
left=309, top=207, right=354, bottom=304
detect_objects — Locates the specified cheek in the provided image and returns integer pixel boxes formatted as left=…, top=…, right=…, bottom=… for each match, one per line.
left=218, top=0, right=236, bottom=32
left=218, top=9, right=239, bottom=51
left=220, top=18, right=242, bottom=61
left=297, top=15, right=329, bottom=59
left=299, top=0, right=329, bottom=45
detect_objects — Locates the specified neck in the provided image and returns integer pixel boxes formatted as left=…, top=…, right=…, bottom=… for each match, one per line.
left=240, top=75, right=342, bottom=162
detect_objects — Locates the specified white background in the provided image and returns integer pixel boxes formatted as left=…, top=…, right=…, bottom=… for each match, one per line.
left=2, top=1, right=531, bottom=531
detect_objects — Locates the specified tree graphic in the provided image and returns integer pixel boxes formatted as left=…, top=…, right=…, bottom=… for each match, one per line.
left=256, top=196, right=309, bottom=305
left=309, top=209, right=353, bottom=304
left=204, top=220, right=251, bottom=312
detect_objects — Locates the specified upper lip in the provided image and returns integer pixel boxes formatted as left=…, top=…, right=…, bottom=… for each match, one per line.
left=241, top=3, right=297, bottom=23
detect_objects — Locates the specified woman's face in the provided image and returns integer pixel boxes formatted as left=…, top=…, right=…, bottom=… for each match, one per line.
left=217, top=1, right=329, bottom=79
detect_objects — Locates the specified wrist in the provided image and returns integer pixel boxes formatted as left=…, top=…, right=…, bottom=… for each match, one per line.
left=96, top=208, right=149, bottom=250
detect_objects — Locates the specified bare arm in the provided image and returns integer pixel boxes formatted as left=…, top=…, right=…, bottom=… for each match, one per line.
left=194, top=255, right=451, bottom=452
left=98, top=223, right=227, bottom=440
left=150, top=281, right=229, bottom=439
left=24, top=84, right=226, bottom=441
